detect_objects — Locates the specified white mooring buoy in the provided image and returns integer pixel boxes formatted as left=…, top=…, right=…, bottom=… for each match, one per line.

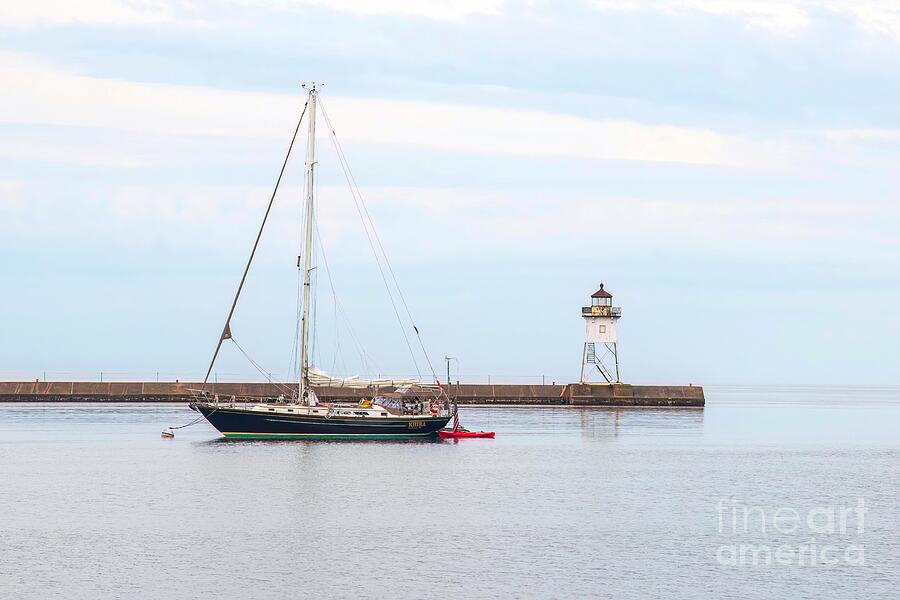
left=160, top=427, right=175, bottom=439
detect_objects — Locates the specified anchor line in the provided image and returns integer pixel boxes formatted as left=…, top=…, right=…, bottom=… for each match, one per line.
left=167, top=407, right=218, bottom=430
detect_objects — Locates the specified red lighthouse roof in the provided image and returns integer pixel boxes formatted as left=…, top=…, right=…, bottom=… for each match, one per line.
left=591, top=283, right=612, bottom=298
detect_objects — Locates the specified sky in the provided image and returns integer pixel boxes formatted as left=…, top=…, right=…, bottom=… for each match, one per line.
left=1, top=0, right=899, bottom=385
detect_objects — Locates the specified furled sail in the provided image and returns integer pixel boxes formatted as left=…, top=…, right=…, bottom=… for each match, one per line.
left=307, top=368, right=420, bottom=389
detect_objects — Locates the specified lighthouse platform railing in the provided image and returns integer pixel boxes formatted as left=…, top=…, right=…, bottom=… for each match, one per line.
left=582, top=306, right=622, bottom=317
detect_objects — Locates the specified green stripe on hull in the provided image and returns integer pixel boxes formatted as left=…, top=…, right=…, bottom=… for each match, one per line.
left=221, top=432, right=437, bottom=439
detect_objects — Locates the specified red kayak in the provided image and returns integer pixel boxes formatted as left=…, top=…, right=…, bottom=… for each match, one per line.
left=439, top=411, right=494, bottom=439
left=438, top=429, right=495, bottom=439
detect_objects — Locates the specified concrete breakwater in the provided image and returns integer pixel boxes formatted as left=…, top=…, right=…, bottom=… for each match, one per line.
left=0, top=381, right=703, bottom=406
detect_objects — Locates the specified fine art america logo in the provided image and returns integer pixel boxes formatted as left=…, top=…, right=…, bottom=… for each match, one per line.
left=716, top=498, right=866, bottom=567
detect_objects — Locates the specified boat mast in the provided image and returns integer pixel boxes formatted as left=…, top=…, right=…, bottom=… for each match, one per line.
left=299, top=85, right=317, bottom=403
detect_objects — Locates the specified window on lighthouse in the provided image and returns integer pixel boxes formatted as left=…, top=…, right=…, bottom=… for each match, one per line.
left=599, top=325, right=606, bottom=334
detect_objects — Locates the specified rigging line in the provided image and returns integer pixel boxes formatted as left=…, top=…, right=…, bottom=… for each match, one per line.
left=317, top=102, right=421, bottom=376
left=318, top=102, right=421, bottom=378
left=316, top=230, right=341, bottom=375
left=319, top=99, right=437, bottom=382
left=327, top=252, right=340, bottom=376
left=336, top=295, right=378, bottom=375
left=325, top=155, right=419, bottom=376
left=203, top=99, right=309, bottom=385
left=329, top=307, right=339, bottom=374
left=231, top=338, right=297, bottom=397
left=310, top=129, right=320, bottom=369
left=314, top=223, right=381, bottom=376
left=309, top=132, right=345, bottom=378
left=285, top=264, right=302, bottom=384
left=330, top=260, right=381, bottom=375
left=318, top=99, right=428, bottom=367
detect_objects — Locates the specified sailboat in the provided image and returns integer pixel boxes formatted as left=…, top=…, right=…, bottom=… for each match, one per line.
left=189, top=85, right=452, bottom=438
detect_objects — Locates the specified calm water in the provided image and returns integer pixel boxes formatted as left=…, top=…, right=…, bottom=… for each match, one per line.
left=1, top=386, right=898, bottom=599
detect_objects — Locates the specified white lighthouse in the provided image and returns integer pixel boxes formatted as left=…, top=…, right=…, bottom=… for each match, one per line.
left=580, top=283, right=622, bottom=384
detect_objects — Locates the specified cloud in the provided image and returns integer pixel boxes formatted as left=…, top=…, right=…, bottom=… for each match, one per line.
left=592, top=0, right=810, bottom=32
left=819, top=128, right=900, bottom=168
left=0, top=53, right=289, bottom=138
left=842, top=3, right=900, bottom=41
left=0, top=0, right=182, bottom=28
left=322, top=96, right=799, bottom=168
left=591, top=0, right=900, bottom=40
left=293, top=0, right=505, bottom=20
left=0, top=125, right=282, bottom=168
left=7, top=0, right=897, bottom=36
left=0, top=179, right=25, bottom=210
left=0, top=0, right=504, bottom=28
left=8, top=177, right=880, bottom=248
left=0, top=130, right=150, bottom=168
left=824, top=128, right=900, bottom=143
left=107, top=184, right=267, bottom=222
left=0, top=52, right=798, bottom=168
left=311, top=185, right=898, bottom=259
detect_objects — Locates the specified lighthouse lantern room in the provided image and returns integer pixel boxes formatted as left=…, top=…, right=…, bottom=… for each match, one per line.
left=580, top=282, right=623, bottom=384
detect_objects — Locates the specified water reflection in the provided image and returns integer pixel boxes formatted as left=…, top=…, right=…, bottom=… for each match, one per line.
left=457, top=405, right=705, bottom=440
left=199, top=436, right=442, bottom=446
left=576, top=406, right=705, bottom=438
left=2, top=395, right=899, bottom=599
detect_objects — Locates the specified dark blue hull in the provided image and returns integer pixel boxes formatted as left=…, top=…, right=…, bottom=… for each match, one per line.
left=194, top=403, right=451, bottom=439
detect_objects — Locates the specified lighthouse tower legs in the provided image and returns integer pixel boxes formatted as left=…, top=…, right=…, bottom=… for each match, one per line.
left=580, top=341, right=621, bottom=384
